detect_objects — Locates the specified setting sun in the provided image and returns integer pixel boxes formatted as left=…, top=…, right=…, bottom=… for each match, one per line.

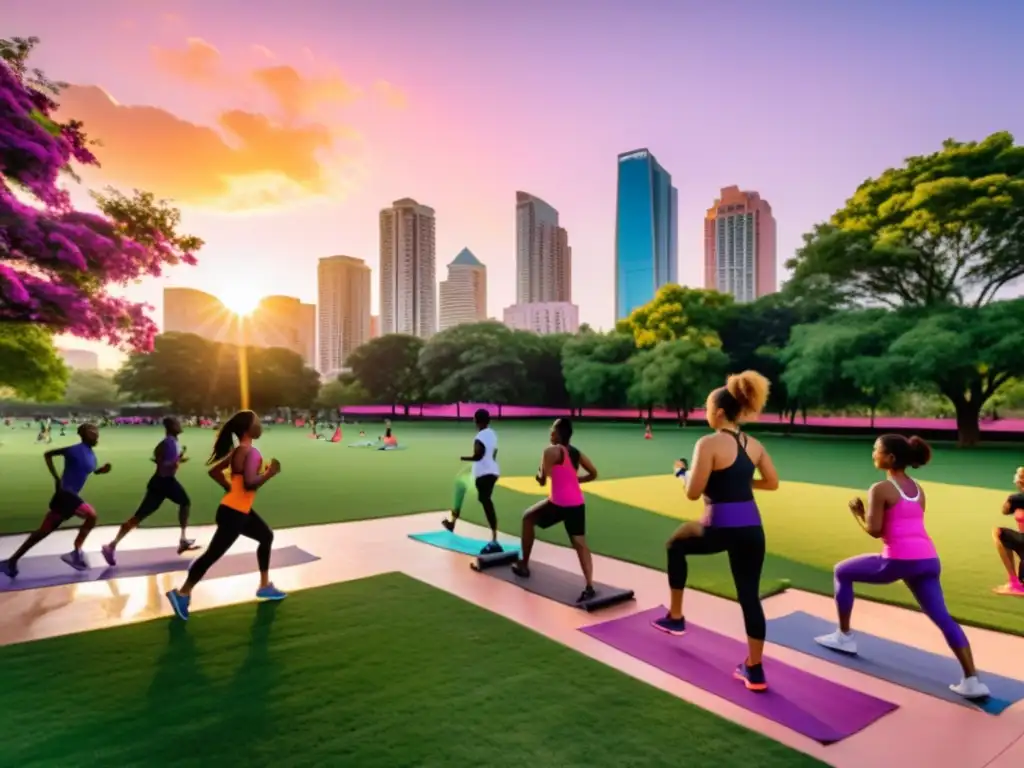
left=216, top=286, right=262, bottom=317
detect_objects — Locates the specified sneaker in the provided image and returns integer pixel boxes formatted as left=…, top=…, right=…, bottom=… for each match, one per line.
left=734, top=662, right=769, bottom=692
left=950, top=676, right=990, bottom=699
left=101, top=544, right=116, bottom=567
left=177, top=539, right=200, bottom=555
left=480, top=541, right=504, bottom=555
left=0, top=560, right=17, bottom=578
left=652, top=614, right=687, bottom=636
left=510, top=561, right=530, bottom=578
left=576, top=585, right=597, bottom=604
left=166, top=589, right=190, bottom=620
left=993, top=582, right=1024, bottom=597
left=441, top=518, right=456, bottom=533
left=256, top=584, right=287, bottom=601
left=815, top=630, right=858, bottom=655
left=60, top=550, right=89, bottom=571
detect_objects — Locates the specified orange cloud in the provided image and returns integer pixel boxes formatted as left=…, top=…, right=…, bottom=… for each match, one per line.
left=251, top=65, right=360, bottom=120
left=373, top=80, right=408, bottom=109
left=151, top=37, right=221, bottom=84
left=54, top=85, right=339, bottom=210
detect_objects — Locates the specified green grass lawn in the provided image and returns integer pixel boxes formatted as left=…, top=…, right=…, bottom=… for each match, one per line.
left=3, top=421, right=1023, bottom=634
left=0, top=573, right=821, bottom=768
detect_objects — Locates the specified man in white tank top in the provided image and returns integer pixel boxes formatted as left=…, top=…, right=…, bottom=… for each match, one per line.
left=442, top=409, right=503, bottom=553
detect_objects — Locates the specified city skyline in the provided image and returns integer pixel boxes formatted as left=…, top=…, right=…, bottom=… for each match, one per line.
left=12, top=0, right=1023, bottom=367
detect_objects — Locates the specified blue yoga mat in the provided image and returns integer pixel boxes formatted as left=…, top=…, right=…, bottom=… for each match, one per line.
left=0, top=545, right=319, bottom=593
left=409, top=530, right=520, bottom=557
left=766, top=611, right=1024, bottom=714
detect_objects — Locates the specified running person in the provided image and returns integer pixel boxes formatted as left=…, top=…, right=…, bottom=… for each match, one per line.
left=653, top=371, right=779, bottom=693
left=511, top=418, right=599, bottom=603
left=443, top=409, right=502, bottom=553
left=102, top=417, right=199, bottom=564
left=992, top=467, right=1024, bottom=594
left=815, top=434, right=990, bottom=699
left=1, top=424, right=111, bottom=577
left=165, top=410, right=285, bottom=620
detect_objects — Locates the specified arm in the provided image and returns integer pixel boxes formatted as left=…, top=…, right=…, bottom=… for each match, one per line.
left=682, top=439, right=712, bottom=501
left=752, top=446, right=779, bottom=491
left=43, top=447, right=66, bottom=484
left=208, top=454, right=232, bottom=492
left=854, top=483, right=888, bottom=538
left=536, top=447, right=556, bottom=487
left=461, top=439, right=485, bottom=463
left=577, top=452, right=598, bottom=484
left=242, top=448, right=278, bottom=491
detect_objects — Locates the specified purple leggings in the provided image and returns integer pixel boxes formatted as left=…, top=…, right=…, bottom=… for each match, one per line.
left=834, top=555, right=968, bottom=650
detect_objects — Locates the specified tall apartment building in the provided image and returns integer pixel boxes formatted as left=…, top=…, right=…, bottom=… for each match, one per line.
left=703, top=186, right=777, bottom=302
left=503, top=302, right=579, bottom=335
left=614, top=148, right=678, bottom=320
left=439, top=248, right=487, bottom=332
left=379, top=197, right=437, bottom=338
left=515, top=191, right=571, bottom=303
left=317, top=255, right=371, bottom=376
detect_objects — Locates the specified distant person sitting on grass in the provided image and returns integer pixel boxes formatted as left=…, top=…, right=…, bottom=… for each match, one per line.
left=993, top=466, right=1024, bottom=595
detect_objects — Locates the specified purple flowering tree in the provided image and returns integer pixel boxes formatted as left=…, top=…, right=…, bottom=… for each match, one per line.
left=0, top=36, right=202, bottom=352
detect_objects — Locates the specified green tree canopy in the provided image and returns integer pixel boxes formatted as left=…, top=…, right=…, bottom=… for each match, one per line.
left=787, top=132, right=1024, bottom=308
left=616, top=284, right=733, bottom=348
left=64, top=369, right=122, bottom=407
left=628, top=336, right=728, bottom=421
left=418, top=322, right=527, bottom=405
left=561, top=332, right=636, bottom=409
left=346, top=334, right=425, bottom=405
left=0, top=323, right=68, bottom=401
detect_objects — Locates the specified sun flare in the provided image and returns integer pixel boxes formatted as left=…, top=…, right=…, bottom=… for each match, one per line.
left=217, top=287, right=262, bottom=317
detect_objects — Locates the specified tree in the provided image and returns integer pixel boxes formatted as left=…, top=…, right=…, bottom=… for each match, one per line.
left=346, top=334, right=425, bottom=406
left=247, top=346, right=320, bottom=411
left=616, top=284, right=734, bottom=348
left=64, top=369, right=122, bottom=407
left=787, top=132, right=1024, bottom=308
left=561, top=332, right=636, bottom=409
left=418, top=323, right=528, bottom=408
left=779, top=320, right=867, bottom=420
left=509, top=330, right=569, bottom=407
left=316, top=377, right=369, bottom=409
left=628, top=337, right=728, bottom=422
left=0, top=323, right=67, bottom=401
left=1, top=36, right=201, bottom=351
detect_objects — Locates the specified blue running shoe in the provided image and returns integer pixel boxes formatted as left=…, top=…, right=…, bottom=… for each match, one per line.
left=480, top=541, right=504, bottom=555
left=734, top=662, right=768, bottom=692
left=652, top=614, right=687, bottom=636
left=166, top=589, right=190, bottom=620
left=256, top=584, right=287, bottom=601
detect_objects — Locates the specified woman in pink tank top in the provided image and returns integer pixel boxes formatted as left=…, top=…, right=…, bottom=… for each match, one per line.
left=814, top=434, right=989, bottom=700
left=511, top=418, right=599, bottom=604
left=993, top=467, right=1024, bottom=594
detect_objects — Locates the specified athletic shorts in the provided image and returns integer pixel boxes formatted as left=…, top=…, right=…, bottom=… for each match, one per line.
left=533, top=500, right=586, bottom=537
left=49, top=490, right=87, bottom=520
left=135, top=476, right=190, bottom=521
left=475, top=474, right=498, bottom=503
left=998, top=527, right=1024, bottom=554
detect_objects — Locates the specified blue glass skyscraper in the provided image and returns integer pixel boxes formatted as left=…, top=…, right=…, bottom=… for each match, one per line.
left=614, top=149, right=678, bottom=321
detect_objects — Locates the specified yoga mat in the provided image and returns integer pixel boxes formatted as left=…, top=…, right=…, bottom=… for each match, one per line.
left=766, top=611, right=1024, bottom=715
left=582, top=606, right=897, bottom=744
left=0, top=545, right=318, bottom=593
left=472, top=559, right=634, bottom=612
left=409, top=530, right=520, bottom=557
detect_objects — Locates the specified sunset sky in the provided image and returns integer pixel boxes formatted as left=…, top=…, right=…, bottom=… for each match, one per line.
left=7, top=0, right=1024, bottom=367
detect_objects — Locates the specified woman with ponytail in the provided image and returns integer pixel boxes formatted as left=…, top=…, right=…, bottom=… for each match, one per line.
left=654, top=371, right=779, bottom=693
left=815, top=434, right=990, bottom=699
left=166, top=410, right=285, bottom=620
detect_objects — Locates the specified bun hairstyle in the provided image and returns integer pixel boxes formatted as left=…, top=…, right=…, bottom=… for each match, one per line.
left=712, top=370, right=771, bottom=423
left=878, top=434, right=932, bottom=470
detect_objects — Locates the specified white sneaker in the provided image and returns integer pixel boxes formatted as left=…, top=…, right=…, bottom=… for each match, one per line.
left=950, top=676, right=990, bottom=699
left=814, top=630, right=858, bottom=655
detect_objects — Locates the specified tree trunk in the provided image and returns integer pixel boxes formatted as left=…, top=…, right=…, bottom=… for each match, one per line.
left=869, top=404, right=876, bottom=430
left=952, top=395, right=982, bottom=447
left=801, top=406, right=807, bottom=425
left=787, top=406, right=796, bottom=436
left=456, top=402, right=461, bottom=420
left=497, top=403, right=503, bottom=418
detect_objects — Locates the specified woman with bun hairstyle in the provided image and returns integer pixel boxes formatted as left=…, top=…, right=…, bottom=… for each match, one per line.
left=815, top=434, right=990, bottom=699
left=654, top=371, right=780, bottom=693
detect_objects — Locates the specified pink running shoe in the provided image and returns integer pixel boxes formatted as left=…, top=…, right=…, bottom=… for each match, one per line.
left=992, top=582, right=1024, bottom=597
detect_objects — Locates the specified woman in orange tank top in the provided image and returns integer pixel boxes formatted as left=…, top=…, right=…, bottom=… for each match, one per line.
left=166, top=410, right=285, bottom=621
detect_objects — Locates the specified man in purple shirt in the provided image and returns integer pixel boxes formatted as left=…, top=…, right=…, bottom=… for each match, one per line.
left=1, top=423, right=111, bottom=577
left=102, top=417, right=200, bottom=565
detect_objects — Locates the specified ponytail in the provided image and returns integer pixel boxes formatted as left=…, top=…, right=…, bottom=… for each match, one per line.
left=207, top=410, right=256, bottom=465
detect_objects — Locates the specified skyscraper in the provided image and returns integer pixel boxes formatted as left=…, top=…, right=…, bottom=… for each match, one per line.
left=614, top=148, right=678, bottom=320
left=439, top=248, right=487, bottom=332
left=379, top=197, right=437, bottom=338
left=704, top=186, right=777, bottom=302
left=317, top=255, right=371, bottom=376
left=252, top=295, right=317, bottom=367
left=515, top=191, right=571, bottom=303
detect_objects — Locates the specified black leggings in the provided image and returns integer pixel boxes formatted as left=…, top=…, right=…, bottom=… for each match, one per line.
left=668, top=525, right=766, bottom=640
left=187, top=505, right=273, bottom=584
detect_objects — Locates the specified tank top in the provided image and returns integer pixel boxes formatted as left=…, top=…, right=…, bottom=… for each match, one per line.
left=220, top=447, right=262, bottom=514
left=550, top=446, right=585, bottom=507
left=701, top=430, right=761, bottom=528
left=881, top=479, right=938, bottom=560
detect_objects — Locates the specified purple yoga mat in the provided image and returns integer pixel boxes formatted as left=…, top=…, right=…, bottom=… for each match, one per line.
left=0, top=545, right=319, bottom=593
left=581, top=606, right=898, bottom=745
